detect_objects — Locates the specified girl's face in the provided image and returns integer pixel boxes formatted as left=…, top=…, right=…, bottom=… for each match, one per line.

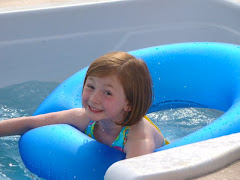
left=82, top=75, right=130, bottom=123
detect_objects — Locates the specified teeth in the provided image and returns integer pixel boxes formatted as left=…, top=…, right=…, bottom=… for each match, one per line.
left=89, top=106, right=101, bottom=112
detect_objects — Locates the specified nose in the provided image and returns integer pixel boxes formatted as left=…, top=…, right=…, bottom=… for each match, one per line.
left=89, top=90, right=102, bottom=104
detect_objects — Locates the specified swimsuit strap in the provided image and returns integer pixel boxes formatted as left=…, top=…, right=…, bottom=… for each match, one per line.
left=84, top=121, right=130, bottom=152
left=84, top=121, right=96, bottom=139
left=111, top=126, right=130, bottom=152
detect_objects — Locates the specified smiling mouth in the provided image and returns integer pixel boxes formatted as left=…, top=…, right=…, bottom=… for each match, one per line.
left=88, top=105, right=103, bottom=113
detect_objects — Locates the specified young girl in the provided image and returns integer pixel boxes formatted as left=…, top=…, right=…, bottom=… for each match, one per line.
left=0, top=51, right=168, bottom=159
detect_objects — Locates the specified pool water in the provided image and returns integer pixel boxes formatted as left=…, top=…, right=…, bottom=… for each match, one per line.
left=0, top=81, right=59, bottom=180
left=0, top=81, right=223, bottom=179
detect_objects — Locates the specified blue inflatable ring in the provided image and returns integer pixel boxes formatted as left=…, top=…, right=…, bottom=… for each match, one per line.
left=19, top=42, right=240, bottom=179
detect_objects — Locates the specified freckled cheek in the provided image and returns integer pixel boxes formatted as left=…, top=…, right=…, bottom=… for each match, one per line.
left=81, top=90, right=90, bottom=107
left=103, top=100, right=118, bottom=112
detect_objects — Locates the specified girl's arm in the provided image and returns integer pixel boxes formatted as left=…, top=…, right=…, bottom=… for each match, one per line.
left=0, top=108, right=89, bottom=137
left=124, top=118, right=164, bottom=159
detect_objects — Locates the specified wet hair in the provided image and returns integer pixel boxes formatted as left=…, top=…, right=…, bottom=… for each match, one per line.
left=83, top=51, right=153, bottom=126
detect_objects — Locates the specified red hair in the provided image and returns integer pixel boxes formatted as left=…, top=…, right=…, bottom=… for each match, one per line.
left=83, top=52, right=152, bottom=126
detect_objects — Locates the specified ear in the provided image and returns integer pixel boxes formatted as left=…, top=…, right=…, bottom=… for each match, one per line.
left=124, top=103, right=132, bottom=112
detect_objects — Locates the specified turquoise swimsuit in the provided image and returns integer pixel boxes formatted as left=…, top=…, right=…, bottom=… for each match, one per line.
left=84, top=116, right=169, bottom=152
left=84, top=121, right=130, bottom=152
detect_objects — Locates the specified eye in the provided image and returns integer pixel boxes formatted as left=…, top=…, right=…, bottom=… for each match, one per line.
left=86, top=84, right=95, bottom=90
left=104, top=91, right=112, bottom=96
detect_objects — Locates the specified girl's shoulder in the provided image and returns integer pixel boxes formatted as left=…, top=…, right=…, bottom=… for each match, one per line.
left=131, top=116, right=158, bottom=129
left=127, top=117, right=164, bottom=146
left=128, top=117, right=158, bottom=138
left=124, top=117, right=164, bottom=157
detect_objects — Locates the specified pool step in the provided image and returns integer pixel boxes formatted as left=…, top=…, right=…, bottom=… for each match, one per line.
left=105, top=132, right=240, bottom=180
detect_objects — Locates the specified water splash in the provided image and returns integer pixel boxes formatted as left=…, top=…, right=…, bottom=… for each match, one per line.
left=148, top=107, right=223, bottom=142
